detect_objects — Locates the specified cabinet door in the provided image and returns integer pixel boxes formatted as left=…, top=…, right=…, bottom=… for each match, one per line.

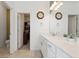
left=47, top=41, right=56, bottom=58
left=56, top=47, right=71, bottom=58
left=41, top=36, right=47, bottom=58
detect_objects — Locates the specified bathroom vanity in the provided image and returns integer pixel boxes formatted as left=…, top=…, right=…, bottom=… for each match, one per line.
left=45, top=1, right=79, bottom=58
left=40, top=33, right=79, bottom=58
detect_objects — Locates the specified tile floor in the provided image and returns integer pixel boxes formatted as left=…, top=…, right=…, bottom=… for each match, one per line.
left=0, top=43, right=42, bottom=58
left=0, top=48, right=9, bottom=58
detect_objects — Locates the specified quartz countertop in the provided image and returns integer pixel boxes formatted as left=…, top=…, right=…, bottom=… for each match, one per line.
left=40, top=33, right=79, bottom=58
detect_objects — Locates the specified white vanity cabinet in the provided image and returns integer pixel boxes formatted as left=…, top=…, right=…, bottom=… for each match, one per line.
left=40, top=36, right=47, bottom=58
left=56, top=47, right=71, bottom=58
left=47, top=41, right=56, bottom=58
left=40, top=34, right=72, bottom=58
left=40, top=35, right=56, bottom=58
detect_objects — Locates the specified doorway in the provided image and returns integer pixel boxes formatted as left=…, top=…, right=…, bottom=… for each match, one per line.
left=68, top=15, right=77, bottom=35
left=23, top=14, right=30, bottom=45
left=17, top=13, right=30, bottom=49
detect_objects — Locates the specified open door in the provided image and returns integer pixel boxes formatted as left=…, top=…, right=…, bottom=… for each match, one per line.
left=17, top=13, right=30, bottom=49
left=17, top=13, right=24, bottom=49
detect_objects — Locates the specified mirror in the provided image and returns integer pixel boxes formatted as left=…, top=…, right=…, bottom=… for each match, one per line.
left=49, top=1, right=79, bottom=39
left=68, top=15, right=79, bottom=37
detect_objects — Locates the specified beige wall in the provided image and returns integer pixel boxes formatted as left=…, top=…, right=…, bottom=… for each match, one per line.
left=6, top=9, right=10, bottom=40
left=24, top=14, right=30, bottom=22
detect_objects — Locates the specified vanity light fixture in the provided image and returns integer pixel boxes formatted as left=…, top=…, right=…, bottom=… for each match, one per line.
left=50, top=1, right=57, bottom=10
left=54, top=2, right=63, bottom=11
left=50, top=1, right=63, bottom=11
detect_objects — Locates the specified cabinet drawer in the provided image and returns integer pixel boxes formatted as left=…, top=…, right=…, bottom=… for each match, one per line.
left=47, top=50, right=55, bottom=58
left=47, top=41, right=56, bottom=58
left=47, top=46, right=56, bottom=58
left=40, top=36, right=47, bottom=57
left=47, top=41, right=56, bottom=53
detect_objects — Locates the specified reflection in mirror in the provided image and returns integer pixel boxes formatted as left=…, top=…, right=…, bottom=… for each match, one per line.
left=68, top=15, right=79, bottom=37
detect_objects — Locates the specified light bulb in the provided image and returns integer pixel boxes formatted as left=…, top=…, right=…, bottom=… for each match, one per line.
left=54, top=2, right=63, bottom=11
left=50, top=1, right=57, bottom=10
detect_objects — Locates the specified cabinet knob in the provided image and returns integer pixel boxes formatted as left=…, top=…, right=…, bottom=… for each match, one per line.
left=48, top=44, right=51, bottom=48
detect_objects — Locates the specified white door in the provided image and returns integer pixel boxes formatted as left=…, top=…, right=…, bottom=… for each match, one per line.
left=17, top=13, right=24, bottom=49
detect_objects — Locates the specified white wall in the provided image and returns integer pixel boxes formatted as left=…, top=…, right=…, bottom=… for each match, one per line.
left=5, top=1, right=50, bottom=53
left=10, top=9, right=18, bottom=53
left=0, top=2, right=7, bottom=47
left=50, top=2, right=79, bottom=36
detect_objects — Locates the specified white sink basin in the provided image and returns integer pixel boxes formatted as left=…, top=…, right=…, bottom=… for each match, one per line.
left=68, top=38, right=76, bottom=42
left=64, top=37, right=77, bottom=44
left=63, top=36, right=79, bottom=44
